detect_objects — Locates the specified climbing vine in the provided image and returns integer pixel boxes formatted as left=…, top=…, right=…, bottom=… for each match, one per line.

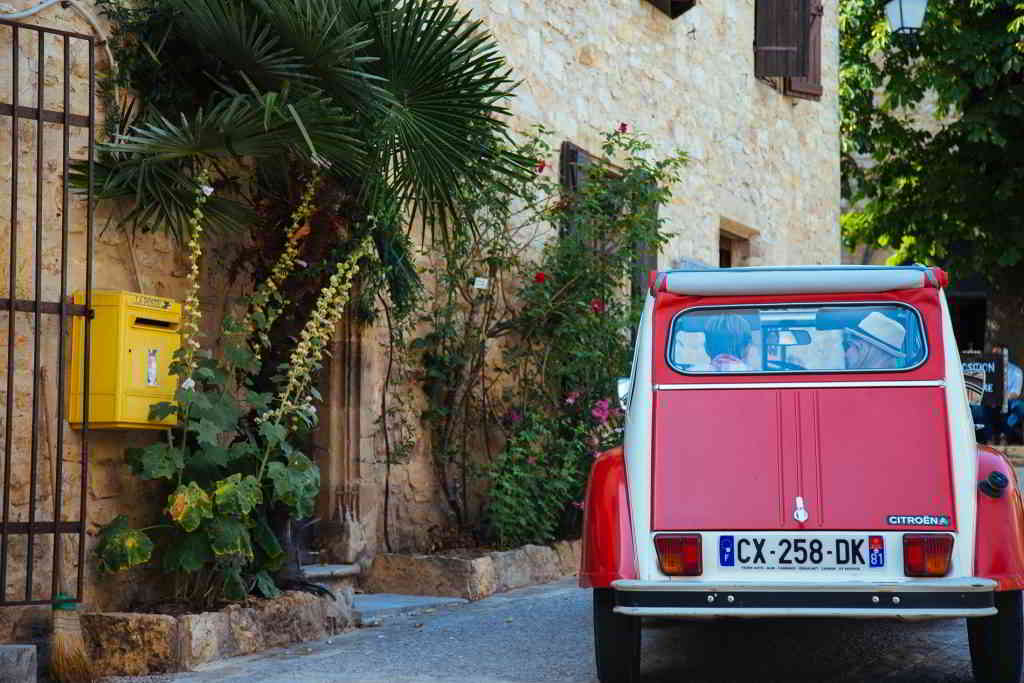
left=411, top=126, right=688, bottom=547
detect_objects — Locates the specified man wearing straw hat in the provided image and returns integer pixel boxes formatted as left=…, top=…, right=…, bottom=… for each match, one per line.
left=843, top=311, right=907, bottom=370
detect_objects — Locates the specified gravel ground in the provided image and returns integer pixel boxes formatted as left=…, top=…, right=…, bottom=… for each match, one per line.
left=101, top=578, right=979, bottom=683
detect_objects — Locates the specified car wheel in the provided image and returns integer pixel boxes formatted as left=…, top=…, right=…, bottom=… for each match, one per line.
left=593, top=588, right=640, bottom=683
left=968, top=589, right=1024, bottom=683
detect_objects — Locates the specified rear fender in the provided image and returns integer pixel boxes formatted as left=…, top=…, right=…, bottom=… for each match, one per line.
left=974, top=447, right=1024, bottom=590
left=580, top=446, right=636, bottom=588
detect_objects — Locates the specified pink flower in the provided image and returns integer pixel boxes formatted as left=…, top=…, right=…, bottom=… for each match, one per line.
left=592, top=398, right=611, bottom=424
left=527, top=456, right=537, bottom=465
left=590, top=298, right=606, bottom=314
left=565, top=391, right=581, bottom=405
left=592, top=451, right=600, bottom=459
left=618, top=122, right=628, bottom=133
left=536, top=160, right=547, bottom=173
left=571, top=501, right=584, bottom=509
left=534, top=272, right=547, bottom=284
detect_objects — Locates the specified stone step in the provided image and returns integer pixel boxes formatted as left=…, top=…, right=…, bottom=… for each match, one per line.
left=0, top=644, right=36, bottom=683
left=302, top=564, right=360, bottom=612
left=302, top=563, right=361, bottom=581
left=352, top=593, right=468, bottom=626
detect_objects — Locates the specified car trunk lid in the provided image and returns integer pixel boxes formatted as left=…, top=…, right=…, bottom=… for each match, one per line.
left=651, top=386, right=956, bottom=531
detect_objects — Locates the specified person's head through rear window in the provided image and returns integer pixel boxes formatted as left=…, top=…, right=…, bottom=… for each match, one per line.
left=704, top=314, right=753, bottom=372
left=843, top=312, right=906, bottom=370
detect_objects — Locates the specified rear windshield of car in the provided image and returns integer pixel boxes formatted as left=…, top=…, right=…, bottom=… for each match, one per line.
left=668, top=303, right=927, bottom=374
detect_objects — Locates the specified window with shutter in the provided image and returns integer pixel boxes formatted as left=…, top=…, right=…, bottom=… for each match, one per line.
left=559, top=141, right=592, bottom=196
left=784, top=2, right=824, bottom=99
left=559, top=141, right=659, bottom=316
left=559, top=141, right=595, bottom=238
left=754, top=0, right=811, bottom=79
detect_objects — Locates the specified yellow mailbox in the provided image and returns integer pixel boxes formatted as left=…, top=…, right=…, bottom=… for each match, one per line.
left=68, top=290, right=182, bottom=429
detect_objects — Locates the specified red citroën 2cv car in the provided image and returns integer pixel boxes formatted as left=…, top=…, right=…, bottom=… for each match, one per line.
left=581, top=265, right=1024, bottom=682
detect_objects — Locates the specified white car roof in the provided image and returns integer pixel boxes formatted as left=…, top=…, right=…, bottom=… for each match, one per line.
left=661, top=265, right=936, bottom=297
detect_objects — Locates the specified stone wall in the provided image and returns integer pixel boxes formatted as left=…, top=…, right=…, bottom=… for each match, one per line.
left=462, top=0, right=842, bottom=268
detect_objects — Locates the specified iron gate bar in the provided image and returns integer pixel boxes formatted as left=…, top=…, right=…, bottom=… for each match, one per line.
left=0, top=299, right=90, bottom=316
left=0, top=17, right=94, bottom=606
left=80, top=36, right=95, bottom=600
left=0, top=104, right=90, bottom=128
left=26, top=27, right=45, bottom=602
left=0, top=18, right=92, bottom=40
left=2, top=21, right=20, bottom=603
left=54, top=31, right=70, bottom=601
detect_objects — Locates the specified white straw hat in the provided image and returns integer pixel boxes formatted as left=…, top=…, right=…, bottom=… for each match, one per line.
left=848, top=312, right=906, bottom=358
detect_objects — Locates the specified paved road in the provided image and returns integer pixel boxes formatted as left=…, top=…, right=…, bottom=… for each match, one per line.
left=125, top=578, right=979, bottom=683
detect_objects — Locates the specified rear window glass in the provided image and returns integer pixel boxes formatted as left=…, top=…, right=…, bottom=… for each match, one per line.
left=669, top=304, right=927, bottom=374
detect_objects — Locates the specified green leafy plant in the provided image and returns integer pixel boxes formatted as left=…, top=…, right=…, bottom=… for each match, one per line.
left=841, top=0, right=1024, bottom=285
left=95, top=176, right=377, bottom=606
left=411, top=126, right=686, bottom=547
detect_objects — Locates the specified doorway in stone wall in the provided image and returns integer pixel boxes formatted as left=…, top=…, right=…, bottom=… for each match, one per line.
left=308, top=302, right=372, bottom=571
left=0, top=18, right=95, bottom=607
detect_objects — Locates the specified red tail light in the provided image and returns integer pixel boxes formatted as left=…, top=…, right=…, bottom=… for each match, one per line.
left=903, top=534, right=954, bottom=577
left=655, top=534, right=702, bottom=576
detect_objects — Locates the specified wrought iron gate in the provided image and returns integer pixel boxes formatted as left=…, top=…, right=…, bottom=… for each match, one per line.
left=0, top=17, right=94, bottom=606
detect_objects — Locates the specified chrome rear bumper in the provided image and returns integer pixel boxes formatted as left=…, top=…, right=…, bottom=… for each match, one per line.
left=611, top=577, right=998, bottom=620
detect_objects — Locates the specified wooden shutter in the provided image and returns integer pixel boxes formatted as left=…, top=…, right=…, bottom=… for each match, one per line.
left=559, top=141, right=593, bottom=236
left=646, top=0, right=696, bottom=19
left=754, top=0, right=811, bottom=78
left=785, top=2, right=823, bottom=99
left=559, top=141, right=592, bottom=194
left=631, top=189, right=659, bottom=308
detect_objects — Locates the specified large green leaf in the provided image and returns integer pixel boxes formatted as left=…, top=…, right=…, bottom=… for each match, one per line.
left=125, top=443, right=184, bottom=481
left=252, top=512, right=284, bottom=559
left=213, top=473, right=263, bottom=516
left=266, top=452, right=320, bottom=519
left=221, top=564, right=249, bottom=601
left=166, top=482, right=215, bottom=532
left=162, top=531, right=214, bottom=573
left=253, top=569, right=281, bottom=599
left=205, top=517, right=254, bottom=561
left=96, top=517, right=154, bottom=573
left=147, top=401, right=179, bottom=422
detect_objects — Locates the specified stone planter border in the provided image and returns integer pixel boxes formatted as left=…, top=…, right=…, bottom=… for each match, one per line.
left=81, top=590, right=351, bottom=676
left=365, top=539, right=581, bottom=601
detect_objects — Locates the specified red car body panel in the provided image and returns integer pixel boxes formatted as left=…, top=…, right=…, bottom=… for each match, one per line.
left=975, top=446, right=1024, bottom=591
left=651, top=287, right=945, bottom=385
left=651, top=386, right=957, bottom=531
left=580, top=446, right=636, bottom=588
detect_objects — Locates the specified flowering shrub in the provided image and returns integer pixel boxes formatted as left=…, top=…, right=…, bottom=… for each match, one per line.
left=94, top=172, right=377, bottom=605
left=412, top=125, right=686, bottom=547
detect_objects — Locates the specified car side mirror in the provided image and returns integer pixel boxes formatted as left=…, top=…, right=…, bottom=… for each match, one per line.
left=617, top=377, right=631, bottom=411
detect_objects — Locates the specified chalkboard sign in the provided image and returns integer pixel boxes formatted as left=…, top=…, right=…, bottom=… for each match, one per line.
left=961, top=352, right=1005, bottom=410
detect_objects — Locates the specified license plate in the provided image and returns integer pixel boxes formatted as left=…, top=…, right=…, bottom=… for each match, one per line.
left=718, top=535, right=885, bottom=571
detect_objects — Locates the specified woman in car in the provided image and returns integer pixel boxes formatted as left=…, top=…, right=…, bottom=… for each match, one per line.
left=704, top=314, right=755, bottom=371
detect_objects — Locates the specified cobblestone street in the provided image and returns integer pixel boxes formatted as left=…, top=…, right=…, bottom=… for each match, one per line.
left=126, top=579, right=979, bottom=683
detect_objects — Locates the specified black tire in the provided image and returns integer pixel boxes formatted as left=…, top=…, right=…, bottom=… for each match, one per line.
left=969, top=589, right=1024, bottom=683
left=593, top=588, right=641, bottom=683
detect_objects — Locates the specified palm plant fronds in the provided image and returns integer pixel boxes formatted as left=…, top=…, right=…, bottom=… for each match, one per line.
left=91, top=0, right=533, bottom=248
left=345, top=0, right=534, bottom=241
left=73, top=86, right=365, bottom=239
